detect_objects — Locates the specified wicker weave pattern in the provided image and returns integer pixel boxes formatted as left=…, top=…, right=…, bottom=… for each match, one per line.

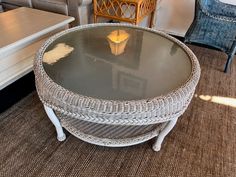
left=59, top=115, right=162, bottom=139
left=57, top=113, right=164, bottom=139
left=57, top=112, right=167, bottom=146
left=34, top=23, right=200, bottom=126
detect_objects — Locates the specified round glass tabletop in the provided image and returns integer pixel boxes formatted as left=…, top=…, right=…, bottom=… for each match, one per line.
left=42, top=25, right=192, bottom=100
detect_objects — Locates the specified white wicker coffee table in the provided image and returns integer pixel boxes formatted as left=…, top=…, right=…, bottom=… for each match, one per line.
left=34, top=24, right=200, bottom=151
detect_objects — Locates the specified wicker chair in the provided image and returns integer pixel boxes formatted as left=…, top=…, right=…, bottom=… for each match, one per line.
left=185, top=0, right=236, bottom=73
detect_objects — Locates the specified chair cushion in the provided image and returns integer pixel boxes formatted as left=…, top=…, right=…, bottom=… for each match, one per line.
left=31, top=0, right=68, bottom=15
left=1, top=0, right=32, bottom=7
left=201, top=0, right=236, bottom=19
left=219, top=0, right=236, bottom=5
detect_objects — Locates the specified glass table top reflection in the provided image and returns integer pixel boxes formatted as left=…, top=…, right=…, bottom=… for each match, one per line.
left=43, top=25, right=192, bottom=101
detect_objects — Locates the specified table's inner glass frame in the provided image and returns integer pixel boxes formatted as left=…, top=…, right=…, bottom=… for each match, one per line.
left=43, top=26, right=192, bottom=101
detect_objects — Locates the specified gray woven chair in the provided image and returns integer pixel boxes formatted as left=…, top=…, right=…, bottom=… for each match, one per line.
left=185, top=0, right=236, bottom=73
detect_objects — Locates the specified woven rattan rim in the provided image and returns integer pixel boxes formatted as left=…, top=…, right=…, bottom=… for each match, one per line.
left=34, top=23, right=201, bottom=124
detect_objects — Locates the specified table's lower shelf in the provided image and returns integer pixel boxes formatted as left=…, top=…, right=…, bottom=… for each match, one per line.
left=57, top=113, right=167, bottom=147
left=44, top=105, right=178, bottom=151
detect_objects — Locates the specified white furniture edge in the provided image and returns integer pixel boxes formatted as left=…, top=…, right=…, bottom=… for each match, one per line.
left=0, top=11, right=74, bottom=90
left=0, top=17, right=74, bottom=58
left=0, top=55, right=33, bottom=90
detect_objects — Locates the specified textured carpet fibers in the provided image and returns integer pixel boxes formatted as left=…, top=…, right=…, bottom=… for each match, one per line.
left=0, top=45, right=236, bottom=177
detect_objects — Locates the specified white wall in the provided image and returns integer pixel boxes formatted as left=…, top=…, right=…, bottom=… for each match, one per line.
left=154, top=0, right=195, bottom=37
left=153, top=0, right=236, bottom=37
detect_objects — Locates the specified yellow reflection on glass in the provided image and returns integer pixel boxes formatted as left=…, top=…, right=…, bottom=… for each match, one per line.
left=107, top=30, right=129, bottom=56
left=43, top=43, right=74, bottom=65
left=197, top=94, right=236, bottom=108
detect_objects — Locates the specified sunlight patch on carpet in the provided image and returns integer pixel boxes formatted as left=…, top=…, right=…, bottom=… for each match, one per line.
left=195, top=94, right=236, bottom=108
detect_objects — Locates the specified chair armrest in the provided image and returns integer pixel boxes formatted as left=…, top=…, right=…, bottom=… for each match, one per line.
left=67, top=0, right=92, bottom=25
left=199, top=0, right=236, bottom=20
left=229, top=38, right=236, bottom=55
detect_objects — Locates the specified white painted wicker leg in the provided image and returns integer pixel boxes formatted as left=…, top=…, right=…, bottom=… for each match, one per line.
left=152, top=117, right=178, bottom=152
left=44, top=105, right=66, bottom=141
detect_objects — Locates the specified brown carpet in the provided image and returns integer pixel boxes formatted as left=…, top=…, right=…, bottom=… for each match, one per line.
left=0, top=45, right=236, bottom=177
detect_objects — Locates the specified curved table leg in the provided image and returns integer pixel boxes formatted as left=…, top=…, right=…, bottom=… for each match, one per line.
left=44, top=105, right=66, bottom=141
left=152, top=117, right=178, bottom=152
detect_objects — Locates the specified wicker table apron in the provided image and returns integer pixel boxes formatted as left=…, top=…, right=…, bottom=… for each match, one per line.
left=34, top=24, right=200, bottom=151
